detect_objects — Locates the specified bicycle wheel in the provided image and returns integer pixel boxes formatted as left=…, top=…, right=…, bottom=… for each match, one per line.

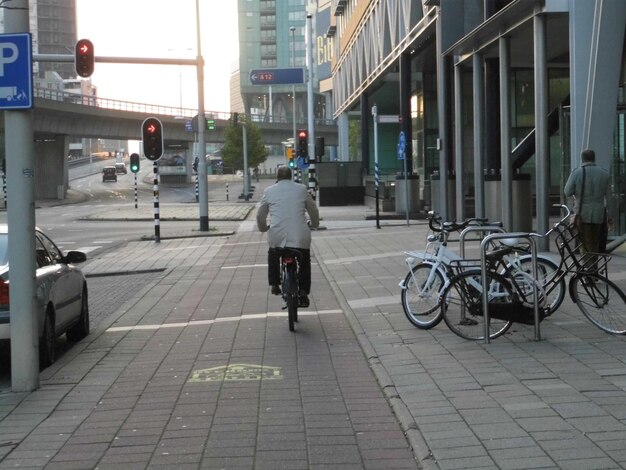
left=504, top=255, right=565, bottom=315
left=401, top=263, right=445, bottom=329
left=570, top=273, right=626, bottom=334
left=287, top=293, right=297, bottom=332
left=441, top=270, right=513, bottom=340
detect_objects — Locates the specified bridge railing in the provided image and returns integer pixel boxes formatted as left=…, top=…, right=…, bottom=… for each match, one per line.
left=34, top=87, right=335, bottom=126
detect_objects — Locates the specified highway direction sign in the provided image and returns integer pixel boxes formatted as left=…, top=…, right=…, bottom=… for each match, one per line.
left=0, top=33, right=33, bottom=109
left=249, top=67, right=304, bottom=85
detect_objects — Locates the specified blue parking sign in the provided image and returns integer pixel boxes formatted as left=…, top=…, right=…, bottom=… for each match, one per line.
left=0, top=33, right=33, bottom=110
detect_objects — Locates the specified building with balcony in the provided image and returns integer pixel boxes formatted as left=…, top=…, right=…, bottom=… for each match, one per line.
left=236, top=0, right=328, bottom=124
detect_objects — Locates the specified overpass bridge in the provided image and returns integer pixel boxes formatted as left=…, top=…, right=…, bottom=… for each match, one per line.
left=0, top=88, right=338, bottom=199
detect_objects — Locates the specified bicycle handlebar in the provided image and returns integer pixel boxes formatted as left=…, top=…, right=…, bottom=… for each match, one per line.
left=427, top=211, right=494, bottom=233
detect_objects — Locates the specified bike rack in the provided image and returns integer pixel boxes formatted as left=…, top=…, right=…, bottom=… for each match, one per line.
left=480, top=232, right=541, bottom=344
left=456, top=226, right=507, bottom=330
left=459, top=225, right=507, bottom=259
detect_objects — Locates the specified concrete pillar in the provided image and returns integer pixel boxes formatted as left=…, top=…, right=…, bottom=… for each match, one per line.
left=473, top=53, right=485, bottom=219
left=534, top=14, right=549, bottom=248
left=360, top=94, right=370, bottom=174
left=34, top=135, right=69, bottom=199
left=337, top=112, right=349, bottom=161
left=454, top=60, right=465, bottom=221
left=499, top=36, right=513, bottom=231
left=570, top=0, right=626, bottom=170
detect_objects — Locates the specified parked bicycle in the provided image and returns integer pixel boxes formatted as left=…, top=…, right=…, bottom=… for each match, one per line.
left=439, top=205, right=626, bottom=340
left=399, top=212, right=564, bottom=329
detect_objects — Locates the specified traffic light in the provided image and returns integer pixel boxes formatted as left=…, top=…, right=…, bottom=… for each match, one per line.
left=129, top=153, right=140, bottom=173
left=141, top=117, right=164, bottom=161
left=75, top=39, right=94, bottom=78
left=315, top=136, right=325, bottom=160
left=192, top=156, right=199, bottom=173
left=297, top=129, right=308, bottom=158
left=288, top=157, right=297, bottom=169
left=206, top=119, right=216, bottom=131
left=231, top=112, right=239, bottom=127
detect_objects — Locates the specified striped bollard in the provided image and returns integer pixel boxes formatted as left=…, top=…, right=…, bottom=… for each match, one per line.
left=2, top=173, right=6, bottom=208
left=226, top=182, right=229, bottom=201
left=195, top=174, right=198, bottom=202
left=153, top=162, right=160, bottom=243
left=375, top=161, right=380, bottom=229
left=308, top=159, right=317, bottom=200
left=134, top=173, right=138, bottom=209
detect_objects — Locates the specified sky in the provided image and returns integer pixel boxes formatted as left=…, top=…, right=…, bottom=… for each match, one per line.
left=76, top=0, right=239, bottom=113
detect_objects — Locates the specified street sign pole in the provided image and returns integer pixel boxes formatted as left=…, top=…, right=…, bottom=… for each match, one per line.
left=398, top=131, right=409, bottom=226
left=372, top=105, right=380, bottom=229
left=4, top=1, right=39, bottom=392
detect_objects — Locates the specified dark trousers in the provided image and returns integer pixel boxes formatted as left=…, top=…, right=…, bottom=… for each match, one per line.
left=268, top=247, right=311, bottom=294
left=579, top=223, right=602, bottom=254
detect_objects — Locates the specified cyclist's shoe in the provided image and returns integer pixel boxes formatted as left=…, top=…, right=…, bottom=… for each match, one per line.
left=298, top=292, right=310, bottom=308
left=271, top=285, right=282, bottom=296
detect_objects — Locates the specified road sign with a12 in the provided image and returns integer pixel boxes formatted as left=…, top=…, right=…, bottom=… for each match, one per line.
left=249, top=67, right=304, bottom=85
left=0, top=33, right=33, bottom=110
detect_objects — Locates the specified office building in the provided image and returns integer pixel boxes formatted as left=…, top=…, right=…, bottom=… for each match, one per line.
left=328, top=0, right=625, bottom=239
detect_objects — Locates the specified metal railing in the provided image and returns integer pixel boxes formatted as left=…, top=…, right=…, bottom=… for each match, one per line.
left=34, top=87, right=335, bottom=126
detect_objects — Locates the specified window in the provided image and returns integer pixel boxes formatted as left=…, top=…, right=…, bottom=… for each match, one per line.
left=37, top=232, right=63, bottom=266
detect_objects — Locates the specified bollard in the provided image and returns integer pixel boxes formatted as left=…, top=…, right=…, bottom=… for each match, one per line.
left=226, top=182, right=229, bottom=201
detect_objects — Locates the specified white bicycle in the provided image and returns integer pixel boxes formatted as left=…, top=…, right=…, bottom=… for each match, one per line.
left=399, top=212, right=564, bottom=329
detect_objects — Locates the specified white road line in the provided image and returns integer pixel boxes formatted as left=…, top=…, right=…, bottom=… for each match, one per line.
left=75, top=246, right=102, bottom=254
left=348, top=295, right=398, bottom=309
left=221, top=264, right=268, bottom=269
left=323, top=251, right=403, bottom=265
left=106, top=309, right=343, bottom=333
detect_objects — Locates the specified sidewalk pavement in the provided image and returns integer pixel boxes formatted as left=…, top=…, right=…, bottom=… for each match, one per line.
left=2, top=194, right=626, bottom=469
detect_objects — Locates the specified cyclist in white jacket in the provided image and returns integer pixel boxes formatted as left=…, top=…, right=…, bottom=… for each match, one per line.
left=257, top=166, right=319, bottom=306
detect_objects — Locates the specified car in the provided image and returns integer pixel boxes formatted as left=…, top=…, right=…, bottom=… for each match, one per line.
left=102, top=166, right=117, bottom=182
left=115, top=162, right=127, bottom=174
left=0, top=226, right=89, bottom=368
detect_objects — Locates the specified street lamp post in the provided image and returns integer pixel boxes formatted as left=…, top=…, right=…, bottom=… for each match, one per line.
left=196, top=0, right=209, bottom=231
left=290, top=26, right=297, bottom=165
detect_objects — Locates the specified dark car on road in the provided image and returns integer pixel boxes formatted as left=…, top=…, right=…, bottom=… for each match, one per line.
left=0, top=226, right=89, bottom=368
left=102, top=166, right=117, bottom=182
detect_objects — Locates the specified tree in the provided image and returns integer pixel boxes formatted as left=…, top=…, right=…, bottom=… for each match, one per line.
left=221, top=118, right=268, bottom=171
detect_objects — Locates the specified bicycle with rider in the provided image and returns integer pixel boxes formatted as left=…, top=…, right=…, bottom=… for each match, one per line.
left=256, top=166, right=319, bottom=307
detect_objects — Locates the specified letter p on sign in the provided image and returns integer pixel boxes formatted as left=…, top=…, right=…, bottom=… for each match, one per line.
left=0, top=43, right=18, bottom=77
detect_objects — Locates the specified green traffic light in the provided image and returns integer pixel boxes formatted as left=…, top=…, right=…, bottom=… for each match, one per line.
left=288, top=158, right=296, bottom=169
left=207, top=119, right=216, bottom=131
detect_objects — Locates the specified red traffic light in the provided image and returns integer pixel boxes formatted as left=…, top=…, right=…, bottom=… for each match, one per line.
left=75, top=39, right=94, bottom=78
left=141, top=117, right=164, bottom=161
left=297, top=129, right=308, bottom=157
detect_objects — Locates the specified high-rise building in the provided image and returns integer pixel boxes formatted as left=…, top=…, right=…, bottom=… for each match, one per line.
left=30, top=0, right=77, bottom=80
left=236, top=0, right=326, bottom=123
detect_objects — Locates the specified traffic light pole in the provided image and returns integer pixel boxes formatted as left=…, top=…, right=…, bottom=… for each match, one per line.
left=153, top=162, right=160, bottom=243
left=242, top=122, right=250, bottom=201
left=196, top=0, right=209, bottom=231
left=306, top=14, right=317, bottom=200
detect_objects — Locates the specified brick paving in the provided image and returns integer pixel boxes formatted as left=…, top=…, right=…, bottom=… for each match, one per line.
left=2, top=191, right=626, bottom=469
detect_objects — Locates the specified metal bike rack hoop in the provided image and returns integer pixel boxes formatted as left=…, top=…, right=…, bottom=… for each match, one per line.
left=480, top=232, right=541, bottom=344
